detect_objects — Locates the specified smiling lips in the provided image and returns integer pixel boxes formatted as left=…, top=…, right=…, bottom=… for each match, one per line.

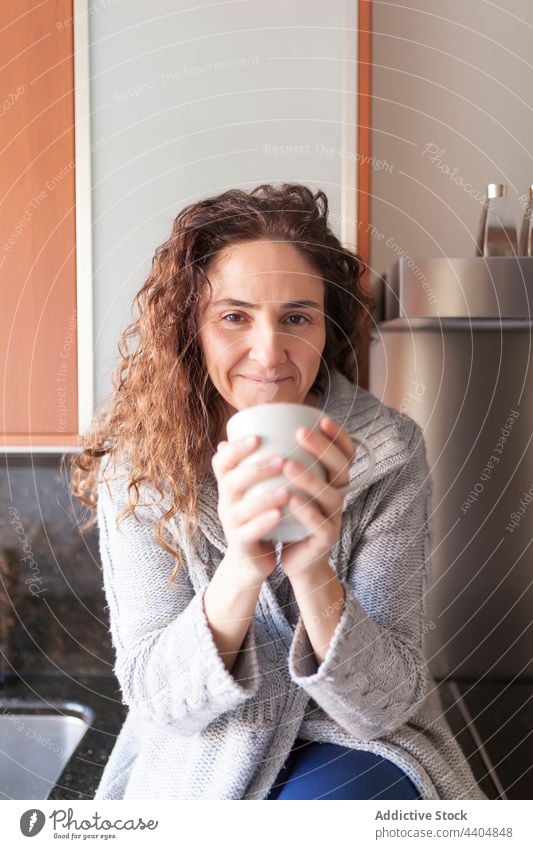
left=241, top=376, right=290, bottom=383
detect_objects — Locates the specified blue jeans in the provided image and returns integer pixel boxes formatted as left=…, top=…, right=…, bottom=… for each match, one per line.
left=265, top=738, right=421, bottom=800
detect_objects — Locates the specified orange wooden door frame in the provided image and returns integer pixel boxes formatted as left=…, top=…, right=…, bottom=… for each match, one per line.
left=358, top=0, right=372, bottom=264
left=1, top=0, right=78, bottom=446
left=357, top=0, right=372, bottom=389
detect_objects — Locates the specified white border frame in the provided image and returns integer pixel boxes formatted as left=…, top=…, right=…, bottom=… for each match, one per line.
left=4, top=0, right=93, bottom=454
left=73, top=0, right=94, bottom=439
left=341, top=0, right=358, bottom=249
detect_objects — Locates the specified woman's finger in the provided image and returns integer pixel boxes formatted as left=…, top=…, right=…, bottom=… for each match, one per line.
left=211, top=435, right=258, bottom=476
left=320, top=415, right=357, bottom=458
left=228, top=481, right=290, bottom=525
left=238, top=507, right=283, bottom=544
left=297, top=418, right=356, bottom=489
left=223, top=454, right=284, bottom=501
left=286, top=493, right=337, bottom=545
left=282, top=459, right=344, bottom=518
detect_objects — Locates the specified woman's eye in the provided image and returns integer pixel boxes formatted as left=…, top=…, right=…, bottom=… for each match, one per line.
left=221, top=313, right=310, bottom=325
left=287, top=314, right=309, bottom=325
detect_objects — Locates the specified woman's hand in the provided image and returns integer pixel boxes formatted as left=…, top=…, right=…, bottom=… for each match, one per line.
left=211, top=436, right=291, bottom=585
left=279, top=415, right=356, bottom=584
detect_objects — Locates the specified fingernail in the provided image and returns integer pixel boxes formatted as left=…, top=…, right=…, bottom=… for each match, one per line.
left=244, top=435, right=257, bottom=446
left=264, top=456, right=282, bottom=467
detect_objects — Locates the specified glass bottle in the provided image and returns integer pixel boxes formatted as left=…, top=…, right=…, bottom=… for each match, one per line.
left=477, top=183, right=518, bottom=257
left=518, top=185, right=533, bottom=256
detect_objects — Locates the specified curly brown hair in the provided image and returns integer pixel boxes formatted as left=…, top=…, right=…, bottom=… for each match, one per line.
left=63, top=182, right=374, bottom=584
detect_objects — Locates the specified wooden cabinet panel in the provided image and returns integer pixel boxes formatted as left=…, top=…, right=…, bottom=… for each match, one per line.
left=1, top=0, right=78, bottom=443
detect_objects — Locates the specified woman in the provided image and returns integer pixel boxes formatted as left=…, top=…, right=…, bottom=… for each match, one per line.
left=67, top=183, right=487, bottom=800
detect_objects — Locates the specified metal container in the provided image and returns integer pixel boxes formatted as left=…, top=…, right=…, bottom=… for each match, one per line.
left=370, top=258, right=533, bottom=680
left=519, top=186, right=533, bottom=257
left=477, top=183, right=518, bottom=258
left=385, top=256, right=533, bottom=321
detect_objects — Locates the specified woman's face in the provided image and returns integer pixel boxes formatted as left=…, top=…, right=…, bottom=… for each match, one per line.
left=198, top=240, right=327, bottom=417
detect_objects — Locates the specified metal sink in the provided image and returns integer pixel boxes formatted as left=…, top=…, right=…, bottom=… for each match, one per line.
left=0, top=700, right=94, bottom=799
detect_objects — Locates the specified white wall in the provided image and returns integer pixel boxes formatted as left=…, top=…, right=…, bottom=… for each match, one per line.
left=88, top=0, right=357, bottom=408
left=371, top=0, right=533, bottom=283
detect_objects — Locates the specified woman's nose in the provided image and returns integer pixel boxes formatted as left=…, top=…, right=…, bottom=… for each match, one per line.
left=248, top=328, right=288, bottom=367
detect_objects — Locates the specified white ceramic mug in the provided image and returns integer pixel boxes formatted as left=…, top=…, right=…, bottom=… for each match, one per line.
left=226, top=402, right=376, bottom=542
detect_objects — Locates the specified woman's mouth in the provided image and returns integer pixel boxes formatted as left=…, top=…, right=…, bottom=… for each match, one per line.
left=241, top=376, right=289, bottom=384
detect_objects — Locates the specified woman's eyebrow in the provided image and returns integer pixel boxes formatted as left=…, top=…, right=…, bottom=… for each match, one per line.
left=210, top=298, right=322, bottom=309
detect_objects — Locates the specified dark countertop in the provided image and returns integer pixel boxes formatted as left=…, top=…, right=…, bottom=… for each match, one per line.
left=0, top=672, right=126, bottom=800
left=2, top=671, right=531, bottom=800
left=449, top=678, right=533, bottom=800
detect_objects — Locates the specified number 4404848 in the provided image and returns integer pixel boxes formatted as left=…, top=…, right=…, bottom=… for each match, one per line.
left=462, top=827, right=513, bottom=838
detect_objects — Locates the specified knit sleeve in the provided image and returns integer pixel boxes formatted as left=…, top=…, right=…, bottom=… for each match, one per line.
left=288, top=422, right=431, bottom=741
left=96, top=462, right=260, bottom=736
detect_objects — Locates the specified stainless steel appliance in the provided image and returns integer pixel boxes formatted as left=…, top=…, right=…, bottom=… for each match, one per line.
left=369, top=257, right=533, bottom=680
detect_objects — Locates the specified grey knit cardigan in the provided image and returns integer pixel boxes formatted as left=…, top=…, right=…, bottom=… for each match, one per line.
left=94, top=368, right=487, bottom=800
